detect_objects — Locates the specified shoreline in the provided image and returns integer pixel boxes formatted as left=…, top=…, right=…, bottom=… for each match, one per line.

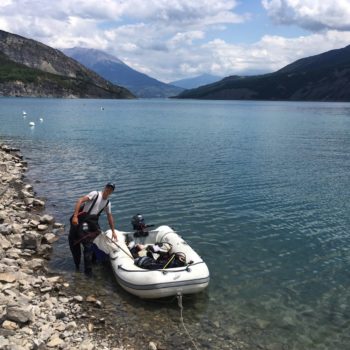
left=0, top=143, right=128, bottom=350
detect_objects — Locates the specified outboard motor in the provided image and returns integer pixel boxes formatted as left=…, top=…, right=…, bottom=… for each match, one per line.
left=132, top=214, right=152, bottom=237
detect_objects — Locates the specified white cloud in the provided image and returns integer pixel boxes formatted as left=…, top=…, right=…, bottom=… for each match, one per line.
left=1, top=0, right=350, bottom=82
left=199, top=30, right=350, bottom=78
left=262, top=0, right=350, bottom=31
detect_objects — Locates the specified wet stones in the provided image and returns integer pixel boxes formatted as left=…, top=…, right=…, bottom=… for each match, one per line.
left=0, top=143, right=126, bottom=350
left=22, top=231, right=42, bottom=251
left=40, top=214, right=55, bottom=225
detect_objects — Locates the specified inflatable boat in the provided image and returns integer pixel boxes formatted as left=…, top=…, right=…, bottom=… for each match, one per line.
left=94, top=225, right=210, bottom=299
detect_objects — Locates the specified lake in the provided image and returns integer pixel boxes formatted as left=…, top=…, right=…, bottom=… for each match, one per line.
left=1, top=97, right=350, bottom=349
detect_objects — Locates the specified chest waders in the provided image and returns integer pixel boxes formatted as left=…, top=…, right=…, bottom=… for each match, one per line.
left=68, top=193, right=109, bottom=275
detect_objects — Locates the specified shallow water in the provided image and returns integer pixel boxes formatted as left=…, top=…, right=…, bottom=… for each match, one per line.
left=1, top=98, right=350, bottom=349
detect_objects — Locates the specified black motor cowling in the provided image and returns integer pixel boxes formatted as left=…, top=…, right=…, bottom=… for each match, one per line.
left=131, top=214, right=146, bottom=231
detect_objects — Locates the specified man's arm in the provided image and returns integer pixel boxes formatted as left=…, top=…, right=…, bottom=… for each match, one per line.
left=107, top=212, right=118, bottom=241
left=71, top=195, right=90, bottom=225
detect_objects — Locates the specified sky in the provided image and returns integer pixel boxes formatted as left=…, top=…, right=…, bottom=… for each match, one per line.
left=1, top=0, right=350, bottom=82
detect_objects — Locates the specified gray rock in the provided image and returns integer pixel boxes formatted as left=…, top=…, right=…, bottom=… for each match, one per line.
left=38, top=324, right=54, bottom=341
left=0, top=211, right=6, bottom=223
left=0, top=272, right=17, bottom=283
left=22, top=231, right=41, bottom=251
left=29, top=220, right=40, bottom=227
left=149, top=342, right=157, bottom=350
left=37, top=224, right=48, bottom=231
left=79, top=339, right=95, bottom=350
left=16, top=211, right=29, bottom=219
left=11, top=223, right=23, bottom=235
left=65, top=321, right=77, bottom=331
left=47, top=335, right=65, bottom=348
left=7, top=234, right=22, bottom=247
left=0, top=224, right=11, bottom=235
left=6, top=304, right=34, bottom=323
left=0, top=336, right=10, bottom=348
left=40, top=215, right=55, bottom=224
left=55, top=310, right=66, bottom=319
left=1, top=258, right=19, bottom=267
left=32, top=339, right=46, bottom=349
left=24, top=197, right=34, bottom=206
left=2, top=320, right=19, bottom=330
left=21, top=190, right=34, bottom=198
left=38, top=244, right=52, bottom=255
left=58, top=297, right=69, bottom=303
left=40, top=286, right=52, bottom=293
left=33, top=199, right=45, bottom=207
left=73, top=295, right=83, bottom=302
left=26, top=258, right=44, bottom=270
left=24, top=184, right=33, bottom=192
left=0, top=164, right=7, bottom=172
left=5, top=249, right=20, bottom=259
left=43, top=232, right=58, bottom=244
left=46, top=276, right=61, bottom=284
left=0, top=235, right=11, bottom=249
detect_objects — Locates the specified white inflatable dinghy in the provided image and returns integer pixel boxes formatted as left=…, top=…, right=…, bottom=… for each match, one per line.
left=94, top=225, right=210, bottom=299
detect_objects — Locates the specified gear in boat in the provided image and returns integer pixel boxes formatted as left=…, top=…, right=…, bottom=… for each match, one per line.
left=129, top=215, right=187, bottom=270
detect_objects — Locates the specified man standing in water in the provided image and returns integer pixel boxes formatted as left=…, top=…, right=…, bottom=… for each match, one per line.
left=69, top=183, right=118, bottom=276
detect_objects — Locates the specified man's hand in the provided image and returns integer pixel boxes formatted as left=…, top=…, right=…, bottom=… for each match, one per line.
left=72, top=214, right=79, bottom=226
left=112, top=230, right=118, bottom=241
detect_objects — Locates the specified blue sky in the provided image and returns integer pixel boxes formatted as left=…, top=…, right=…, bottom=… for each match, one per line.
left=1, top=0, right=350, bottom=82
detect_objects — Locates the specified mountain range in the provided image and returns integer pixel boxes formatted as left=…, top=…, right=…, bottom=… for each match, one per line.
left=0, top=30, right=134, bottom=99
left=177, top=45, right=350, bottom=101
left=62, top=47, right=184, bottom=98
left=170, top=74, right=222, bottom=89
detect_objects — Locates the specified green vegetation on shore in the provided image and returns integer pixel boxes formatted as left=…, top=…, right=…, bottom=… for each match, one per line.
left=0, top=52, right=134, bottom=98
left=0, top=29, right=135, bottom=98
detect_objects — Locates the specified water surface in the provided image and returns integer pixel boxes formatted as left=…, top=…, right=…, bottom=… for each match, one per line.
left=1, top=98, right=350, bottom=349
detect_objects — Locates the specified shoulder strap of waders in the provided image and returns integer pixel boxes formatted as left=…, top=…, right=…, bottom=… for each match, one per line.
left=86, top=192, right=99, bottom=215
left=97, top=199, right=109, bottom=217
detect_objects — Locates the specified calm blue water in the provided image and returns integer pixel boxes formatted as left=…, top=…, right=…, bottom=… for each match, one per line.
left=1, top=98, right=350, bottom=349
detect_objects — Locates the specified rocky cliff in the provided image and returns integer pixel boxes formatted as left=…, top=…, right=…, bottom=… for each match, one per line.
left=0, top=30, right=135, bottom=99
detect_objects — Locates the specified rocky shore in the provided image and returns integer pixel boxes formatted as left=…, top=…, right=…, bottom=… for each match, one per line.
left=0, top=143, right=128, bottom=350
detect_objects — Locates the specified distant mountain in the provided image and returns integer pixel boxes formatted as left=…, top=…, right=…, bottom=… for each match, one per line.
left=63, top=47, right=184, bottom=98
left=0, top=30, right=134, bottom=99
left=170, top=74, right=222, bottom=89
left=176, top=45, right=350, bottom=101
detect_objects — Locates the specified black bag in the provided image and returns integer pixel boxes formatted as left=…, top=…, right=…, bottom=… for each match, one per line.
left=76, top=214, right=101, bottom=244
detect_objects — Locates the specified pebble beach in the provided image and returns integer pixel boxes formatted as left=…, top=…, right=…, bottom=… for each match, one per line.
left=0, top=143, right=132, bottom=350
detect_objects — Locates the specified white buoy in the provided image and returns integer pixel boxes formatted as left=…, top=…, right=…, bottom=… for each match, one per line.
left=39, top=118, right=44, bottom=122
left=22, top=111, right=27, bottom=115
left=29, top=122, right=35, bottom=127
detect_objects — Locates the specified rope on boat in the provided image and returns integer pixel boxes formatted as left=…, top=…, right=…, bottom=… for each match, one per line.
left=177, top=293, right=200, bottom=350
left=104, top=234, right=134, bottom=259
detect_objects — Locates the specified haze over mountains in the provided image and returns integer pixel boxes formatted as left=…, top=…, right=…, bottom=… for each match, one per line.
left=170, top=74, right=222, bottom=89
left=0, top=30, right=134, bottom=99
left=63, top=47, right=184, bottom=98
left=177, top=45, right=350, bottom=101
